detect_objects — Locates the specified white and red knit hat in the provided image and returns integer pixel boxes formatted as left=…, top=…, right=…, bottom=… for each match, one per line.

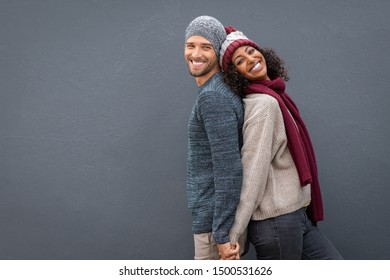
left=219, top=26, right=260, bottom=72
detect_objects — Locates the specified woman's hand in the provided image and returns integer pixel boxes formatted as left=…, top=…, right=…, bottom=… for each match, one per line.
left=217, top=242, right=240, bottom=260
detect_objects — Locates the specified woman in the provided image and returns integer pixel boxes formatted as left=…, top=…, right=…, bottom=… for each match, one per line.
left=219, top=26, right=343, bottom=260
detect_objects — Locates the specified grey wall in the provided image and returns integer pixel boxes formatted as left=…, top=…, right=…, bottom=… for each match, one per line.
left=0, top=0, right=389, bottom=260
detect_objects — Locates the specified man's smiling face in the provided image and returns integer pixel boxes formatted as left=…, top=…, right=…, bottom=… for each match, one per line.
left=185, top=35, right=220, bottom=86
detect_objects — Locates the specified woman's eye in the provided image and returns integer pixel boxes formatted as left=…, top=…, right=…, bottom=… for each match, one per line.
left=248, top=48, right=255, bottom=54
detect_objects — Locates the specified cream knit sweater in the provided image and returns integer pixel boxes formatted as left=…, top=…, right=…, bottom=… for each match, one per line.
left=229, top=94, right=311, bottom=244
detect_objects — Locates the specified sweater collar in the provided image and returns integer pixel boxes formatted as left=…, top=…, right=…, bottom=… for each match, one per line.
left=198, top=72, right=222, bottom=93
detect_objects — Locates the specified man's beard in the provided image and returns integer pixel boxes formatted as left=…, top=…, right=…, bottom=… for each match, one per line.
left=188, top=60, right=217, bottom=77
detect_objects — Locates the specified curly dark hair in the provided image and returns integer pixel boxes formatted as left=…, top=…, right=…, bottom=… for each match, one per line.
left=223, top=47, right=289, bottom=97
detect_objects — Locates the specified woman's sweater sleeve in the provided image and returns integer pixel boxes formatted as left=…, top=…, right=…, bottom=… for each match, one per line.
left=229, top=99, right=277, bottom=244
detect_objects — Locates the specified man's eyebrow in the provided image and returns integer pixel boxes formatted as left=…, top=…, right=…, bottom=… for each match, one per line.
left=186, top=42, right=213, bottom=47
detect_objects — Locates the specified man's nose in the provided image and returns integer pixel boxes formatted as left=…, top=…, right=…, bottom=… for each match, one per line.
left=192, top=47, right=202, bottom=58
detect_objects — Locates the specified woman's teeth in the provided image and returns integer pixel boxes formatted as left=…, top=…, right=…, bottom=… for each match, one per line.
left=251, top=62, right=261, bottom=72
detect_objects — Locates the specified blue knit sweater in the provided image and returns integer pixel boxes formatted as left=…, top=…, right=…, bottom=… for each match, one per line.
left=187, top=72, right=244, bottom=244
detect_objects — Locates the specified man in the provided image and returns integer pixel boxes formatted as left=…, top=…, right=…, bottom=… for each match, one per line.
left=184, top=15, right=244, bottom=260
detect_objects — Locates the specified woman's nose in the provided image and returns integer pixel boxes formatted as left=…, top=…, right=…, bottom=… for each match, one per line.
left=247, top=55, right=256, bottom=64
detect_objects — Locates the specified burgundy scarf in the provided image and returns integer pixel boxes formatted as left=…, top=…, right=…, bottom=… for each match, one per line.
left=244, top=77, right=324, bottom=223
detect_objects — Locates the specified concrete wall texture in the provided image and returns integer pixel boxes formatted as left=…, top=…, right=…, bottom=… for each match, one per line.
left=0, top=0, right=389, bottom=260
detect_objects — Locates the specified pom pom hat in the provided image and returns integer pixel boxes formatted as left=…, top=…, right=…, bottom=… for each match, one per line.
left=185, top=15, right=226, bottom=60
left=220, top=26, right=260, bottom=72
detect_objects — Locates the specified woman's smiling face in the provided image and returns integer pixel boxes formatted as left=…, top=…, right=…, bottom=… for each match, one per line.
left=232, top=45, right=270, bottom=81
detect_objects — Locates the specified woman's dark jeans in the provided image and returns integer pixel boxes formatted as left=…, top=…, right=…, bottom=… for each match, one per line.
left=248, top=208, right=343, bottom=260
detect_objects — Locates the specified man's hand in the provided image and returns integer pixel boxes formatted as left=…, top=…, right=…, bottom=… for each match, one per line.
left=217, top=242, right=240, bottom=260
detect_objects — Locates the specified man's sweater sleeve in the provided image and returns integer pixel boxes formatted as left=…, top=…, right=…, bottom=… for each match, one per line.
left=198, top=91, right=243, bottom=244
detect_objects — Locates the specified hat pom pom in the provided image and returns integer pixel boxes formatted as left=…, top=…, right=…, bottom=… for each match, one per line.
left=225, top=26, right=237, bottom=34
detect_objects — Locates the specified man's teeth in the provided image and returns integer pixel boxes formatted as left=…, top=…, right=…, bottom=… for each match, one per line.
left=192, top=61, right=204, bottom=65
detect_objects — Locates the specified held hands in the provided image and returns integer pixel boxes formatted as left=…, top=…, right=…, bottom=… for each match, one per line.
left=217, top=242, right=240, bottom=260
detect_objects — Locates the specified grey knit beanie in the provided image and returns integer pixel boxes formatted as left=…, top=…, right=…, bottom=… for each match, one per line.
left=185, top=15, right=226, bottom=59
